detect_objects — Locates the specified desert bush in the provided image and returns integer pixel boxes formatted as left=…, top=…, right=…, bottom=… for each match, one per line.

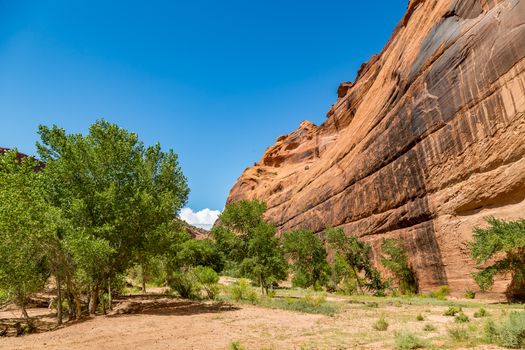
left=474, top=308, right=488, bottom=318
left=428, top=285, right=449, bottom=300
left=228, top=340, right=247, bottom=350
left=373, top=317, right=389, bottom=331
left=455, top=312, right=470, bottom=323
left=394, top=331, right=427, bottom=350
left=303, top=292, right=326, bottom=307
left=416, top=313, right=424, bottom=321
left=444, top=306, right=462, bottom=316
left=483, top=312, right=525, bottom=348
left=464, top=290, right=476, bottom=299
left=230, top=278, right=258, bottom=303
left=448, top=326, right=470, bottom=341
left=194, top=266, right=219, bottom=300
left=170, top=270, right=199, bottom=299
left=423, top=323, right=436, bottom=332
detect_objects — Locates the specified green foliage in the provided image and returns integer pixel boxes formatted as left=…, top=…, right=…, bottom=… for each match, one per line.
left=373, top=317, right=389, bottom=331
left=455, top=312, right=470, bottom=323
left=474, top=307, right=488, bottom=318
left=428, top=285, right=449, bottom=300
left=194, top=266, right=219, bottom=300
left=38, top=120, right=189, bottom=285
left=0, top=151, right=60, bottom=318
left=213, top=200, right=287, bottom=293
left=170, top=270, right=199, bottom=299
left=176, top=239, right=223, bottom=272
left=219, top=199, right=266, bottom=234
left=416, top=313, right=424, bottom=321
left=423, top=323, right=436, bottom=332
left=282, top=229, right=329, bottom=289
left=464, top=290, right=476, bottom=299
left=380, top=238, right=418, bottom=295
left=470, top=217, right=525, bottom=301
left=444, top=306, right=462, bottom=316
left=484, top=312, right=525, bottom=348
left=325, top=227, right=384, bottom=294
left=394, top=332, right=427, bottom=350
left=229, top=279, right=258, bottom=303
left=270, top=295, right=336, bottom=316
left=228, top=340, right=247, bottom=350
left=448, top=326, right=470, bottom=341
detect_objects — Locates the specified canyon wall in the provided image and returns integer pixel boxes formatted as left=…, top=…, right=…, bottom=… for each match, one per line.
left=227, top=0, right=525, bottom=295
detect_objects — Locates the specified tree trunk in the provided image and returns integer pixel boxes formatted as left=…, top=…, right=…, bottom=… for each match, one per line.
left=89, top=285, right=99, bottom=315
left=74, top=294, right=82, bottom=320
left=352, top=266, right=364, bottom=294
left=108, top=276, right=113, bottom=311
left=21, top=305, right=29, bottom=321
left=141, top=264, right=147, bottom=294
left=56, top=276, right=63, bottom=325
left=259, top=274, right=264, bottom=295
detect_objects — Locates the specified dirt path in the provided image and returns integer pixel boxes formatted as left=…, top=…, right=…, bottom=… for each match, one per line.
left=0, top=299, right=327, bottom=350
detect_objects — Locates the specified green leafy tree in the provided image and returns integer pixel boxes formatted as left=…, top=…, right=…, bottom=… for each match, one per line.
left=380, top=238, right=418, bottom=294
left=325, top=227, right=384, bottom=294
left=470, top=217, right=525, bottom=301
left=239, top=222, right=287, bottom=294
left=282, top=229, right=329, bottom=289
left=0, top=151, right=59, bottom=321
left=213, top=200, right=287, bottom=294
left=37, top=120, right=189, bottom=313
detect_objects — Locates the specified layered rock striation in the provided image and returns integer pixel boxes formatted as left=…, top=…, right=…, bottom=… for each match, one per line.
left=227, top=0, right=525, bottom=295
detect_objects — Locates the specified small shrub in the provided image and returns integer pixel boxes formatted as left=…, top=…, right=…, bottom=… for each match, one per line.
left=170, top=270, right=199, bottom=299
left=474, top=307, right=488, bottom=318
left=366, top=302, right=379, bottom=308
left=423, top=323, right=436, bottom=332
left=455, top=313, right=470, bottom=323
left=429, top=285, right=449, bottom=300
left=416, top=313, right=424, bottom=321
left=483, top=311, right=525, bottom=348
left=194, top=266, right=219, bottom=300
left=228, top=340, right=246, bottom=350
left=373, top=317, right=389, bottom=331
left=303, top=292, right=326, bottom=307
left=444, top=306, right=462, bottom=316
left=394, top=331, right=427, bottom=350
left=448, top=326, right=470, bottom=341
left=230, top=278, right=258, bottom=303
left=267, top=289, right=276, bottom=298
left=464, top=290, right=476, bottom=299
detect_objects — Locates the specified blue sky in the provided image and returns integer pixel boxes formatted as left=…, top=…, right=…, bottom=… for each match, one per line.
left=0, top=0, right=407, bottom=227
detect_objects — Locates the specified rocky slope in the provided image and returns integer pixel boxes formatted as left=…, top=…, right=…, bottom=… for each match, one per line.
left=227, top=0, right=525, bottom=295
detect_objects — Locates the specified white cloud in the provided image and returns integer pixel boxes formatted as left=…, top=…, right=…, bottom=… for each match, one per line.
left=179, top=207, right=221, bottom=230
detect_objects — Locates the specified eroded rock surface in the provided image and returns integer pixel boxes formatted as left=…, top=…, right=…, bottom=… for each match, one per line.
left=227, top=0, right=525, bottom=295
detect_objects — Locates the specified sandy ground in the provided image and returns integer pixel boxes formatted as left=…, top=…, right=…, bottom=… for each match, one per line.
left=0, top=294, right=511, bottom=350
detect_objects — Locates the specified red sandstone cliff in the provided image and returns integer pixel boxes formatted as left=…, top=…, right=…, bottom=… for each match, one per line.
left=227, top=0, right=525, bottom=296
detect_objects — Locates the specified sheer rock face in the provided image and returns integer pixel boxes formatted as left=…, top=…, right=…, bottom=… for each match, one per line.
left=227, top=0, right=525, bottom=295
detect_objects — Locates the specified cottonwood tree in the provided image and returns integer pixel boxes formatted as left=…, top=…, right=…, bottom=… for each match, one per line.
left=0, top=151, right=59, bottom=322
left=213, top=200, right=287, bottom=293
left=325, top=227, right=384, bottom=294
left=470, top=217, right=525, bottom=301
left=380, top=238, right=418, bottom=295
left=37, top=120, right=189, bottom=313
left=282, top=229, right=329, bottom=289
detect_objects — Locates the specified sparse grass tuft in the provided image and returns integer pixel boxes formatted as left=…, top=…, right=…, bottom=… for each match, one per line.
left=415, top=313, right=424, bottom=321
left=394, top=331, right=427, bottom=350
left=228, top=340, right=247, bottom=350
left=455, top=312, right=470, bottom=323
left=423, top=323, right=436, bottom=332
left=448, top=326, right=470, bottom=341
left=373, top=317, right=389, bottom=331
left=474, top=307, right=488, bottom=318
left=483, top=311, right=525, bottom=348
left=444, top=306, right=462, bottom=316
left=464, top=290, right=476, bottom=299
left=428, top=285, right=449, bottom=300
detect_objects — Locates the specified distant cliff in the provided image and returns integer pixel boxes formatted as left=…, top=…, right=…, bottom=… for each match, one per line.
left=227, top=0, right=525, bottom=296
